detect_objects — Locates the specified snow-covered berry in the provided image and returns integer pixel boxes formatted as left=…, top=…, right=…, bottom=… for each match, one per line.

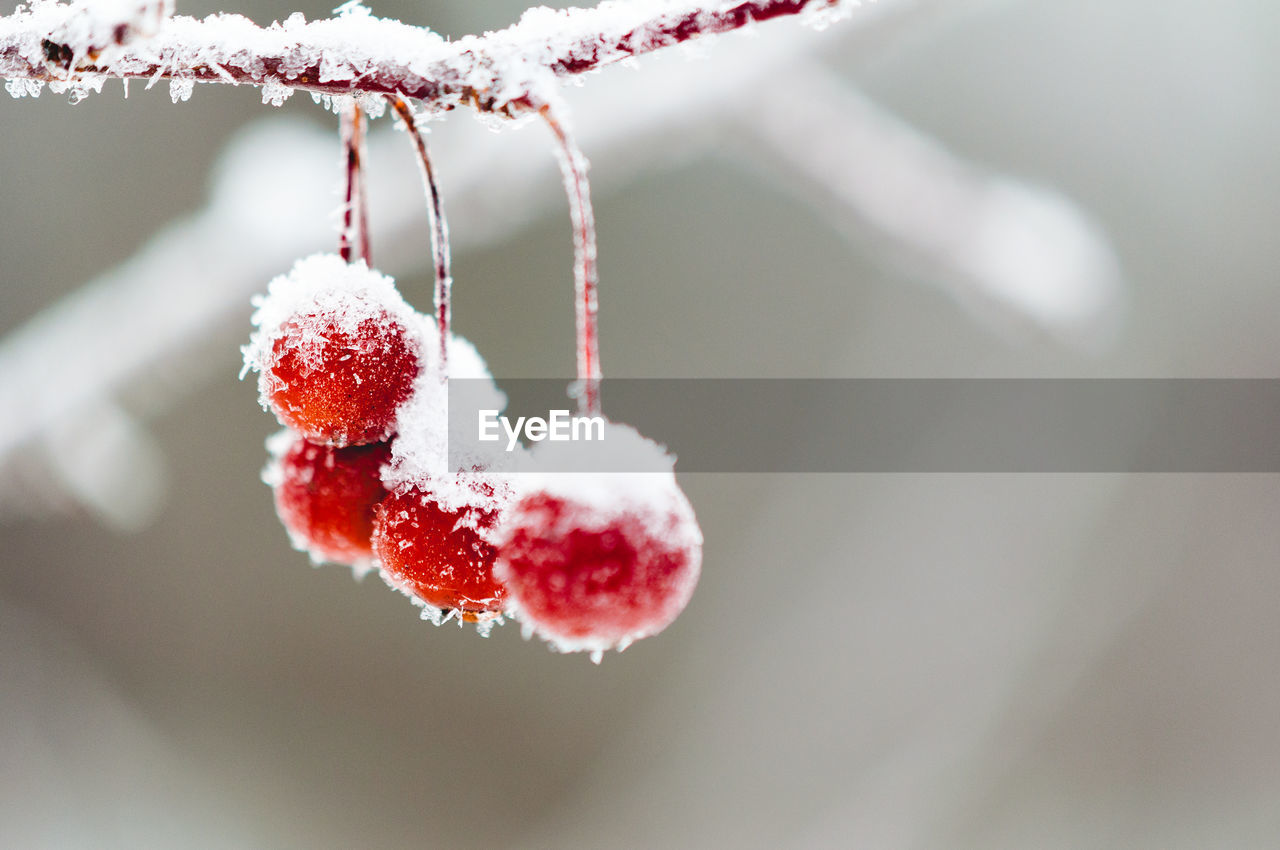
left=372, top=331, right=518, bottom=628
left=372, top=483, right=510, bottom=625
left=494, top=423, right=702, bottom=659
left=243, top=254, right=421, bottom=446
left=263, top=430, right=391, bottom=577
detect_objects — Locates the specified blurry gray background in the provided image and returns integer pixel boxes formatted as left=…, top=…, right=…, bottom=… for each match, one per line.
left=3, top=0, right=1280, bottom=846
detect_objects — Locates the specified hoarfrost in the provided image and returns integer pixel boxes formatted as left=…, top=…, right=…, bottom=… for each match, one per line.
left=47, top=72, right=104, bottom=100
left=260, top=78, right=292, bottom=106
left=167, top=76, right=192, bottom=103
left=205, top=62, right=235, bottom=84
left=353, top=91, right=386, bottom=119
left=417, top=603, right=445, bottom=626
left=5, top=77, right=42, bottom=98
left=378, top=569, right=505, bottom=635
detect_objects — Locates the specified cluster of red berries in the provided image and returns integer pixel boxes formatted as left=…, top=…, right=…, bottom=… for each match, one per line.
left=244, top=254, right=702, bottom=657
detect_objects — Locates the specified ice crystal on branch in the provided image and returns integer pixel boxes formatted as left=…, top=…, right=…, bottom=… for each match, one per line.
left=1, top=0, right=861, bottom=113
left=4, top=74, right=41, bottom=96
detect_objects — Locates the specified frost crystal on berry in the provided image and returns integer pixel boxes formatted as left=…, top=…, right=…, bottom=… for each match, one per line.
left=372, top=484, right=509, bottom=627
left=494, top=423, right=703, bottom=658
left=242, top=253, right=422, bottom=446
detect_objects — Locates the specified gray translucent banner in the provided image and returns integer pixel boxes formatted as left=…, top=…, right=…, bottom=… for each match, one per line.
left=447, top=379, right=1280, bottom=472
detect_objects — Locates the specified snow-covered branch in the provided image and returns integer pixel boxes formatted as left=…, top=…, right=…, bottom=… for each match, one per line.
left=2, top=0, right=857, bottom=110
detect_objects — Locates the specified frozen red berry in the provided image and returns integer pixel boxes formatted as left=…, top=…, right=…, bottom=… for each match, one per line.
left=243, top=254, right=422, bottom=446
left=263, top=431, right=391, bottom=576
left=373, top=485, right=509, bottom=626
left=262, top=310, right=417, bottom=445
left=371, top=330, right=519, bottom=630
left=494, top=424, right=702, bottom=659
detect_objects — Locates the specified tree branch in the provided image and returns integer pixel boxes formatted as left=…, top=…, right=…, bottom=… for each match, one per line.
left=2, top=0, right=857, bottom=112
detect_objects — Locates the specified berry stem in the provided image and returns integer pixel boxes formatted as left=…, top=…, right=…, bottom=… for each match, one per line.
left=541, top=103, right=601, bottom=417
left=389, top=95, right=452, bottom=376
left=339, top=100, right=371, bottom=266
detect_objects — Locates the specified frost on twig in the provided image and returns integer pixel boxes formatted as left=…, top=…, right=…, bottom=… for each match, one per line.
left=2, top=0, right=859, bottom=112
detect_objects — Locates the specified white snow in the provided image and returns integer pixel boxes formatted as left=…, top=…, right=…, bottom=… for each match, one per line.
left=509, top=421, right=701, bottom=555
left=49, top=0, right=169, bottom=57
left=380, top=325, right=517, bottom=516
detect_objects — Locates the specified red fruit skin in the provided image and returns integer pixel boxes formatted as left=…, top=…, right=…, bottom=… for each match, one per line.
left=271, top=437, right=392, bottom=569
left=496, top=491, right=701, bottom=650
left=264, top=311, right=418, bottom=446
left=372, top=489, right=507, bottom=618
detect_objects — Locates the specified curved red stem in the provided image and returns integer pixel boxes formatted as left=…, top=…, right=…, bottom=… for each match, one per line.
left=339, top=101, right=371, bottom=265
left=390, top=96, right=451, bottom=376
left=542, top=104, right=601, bottom=417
